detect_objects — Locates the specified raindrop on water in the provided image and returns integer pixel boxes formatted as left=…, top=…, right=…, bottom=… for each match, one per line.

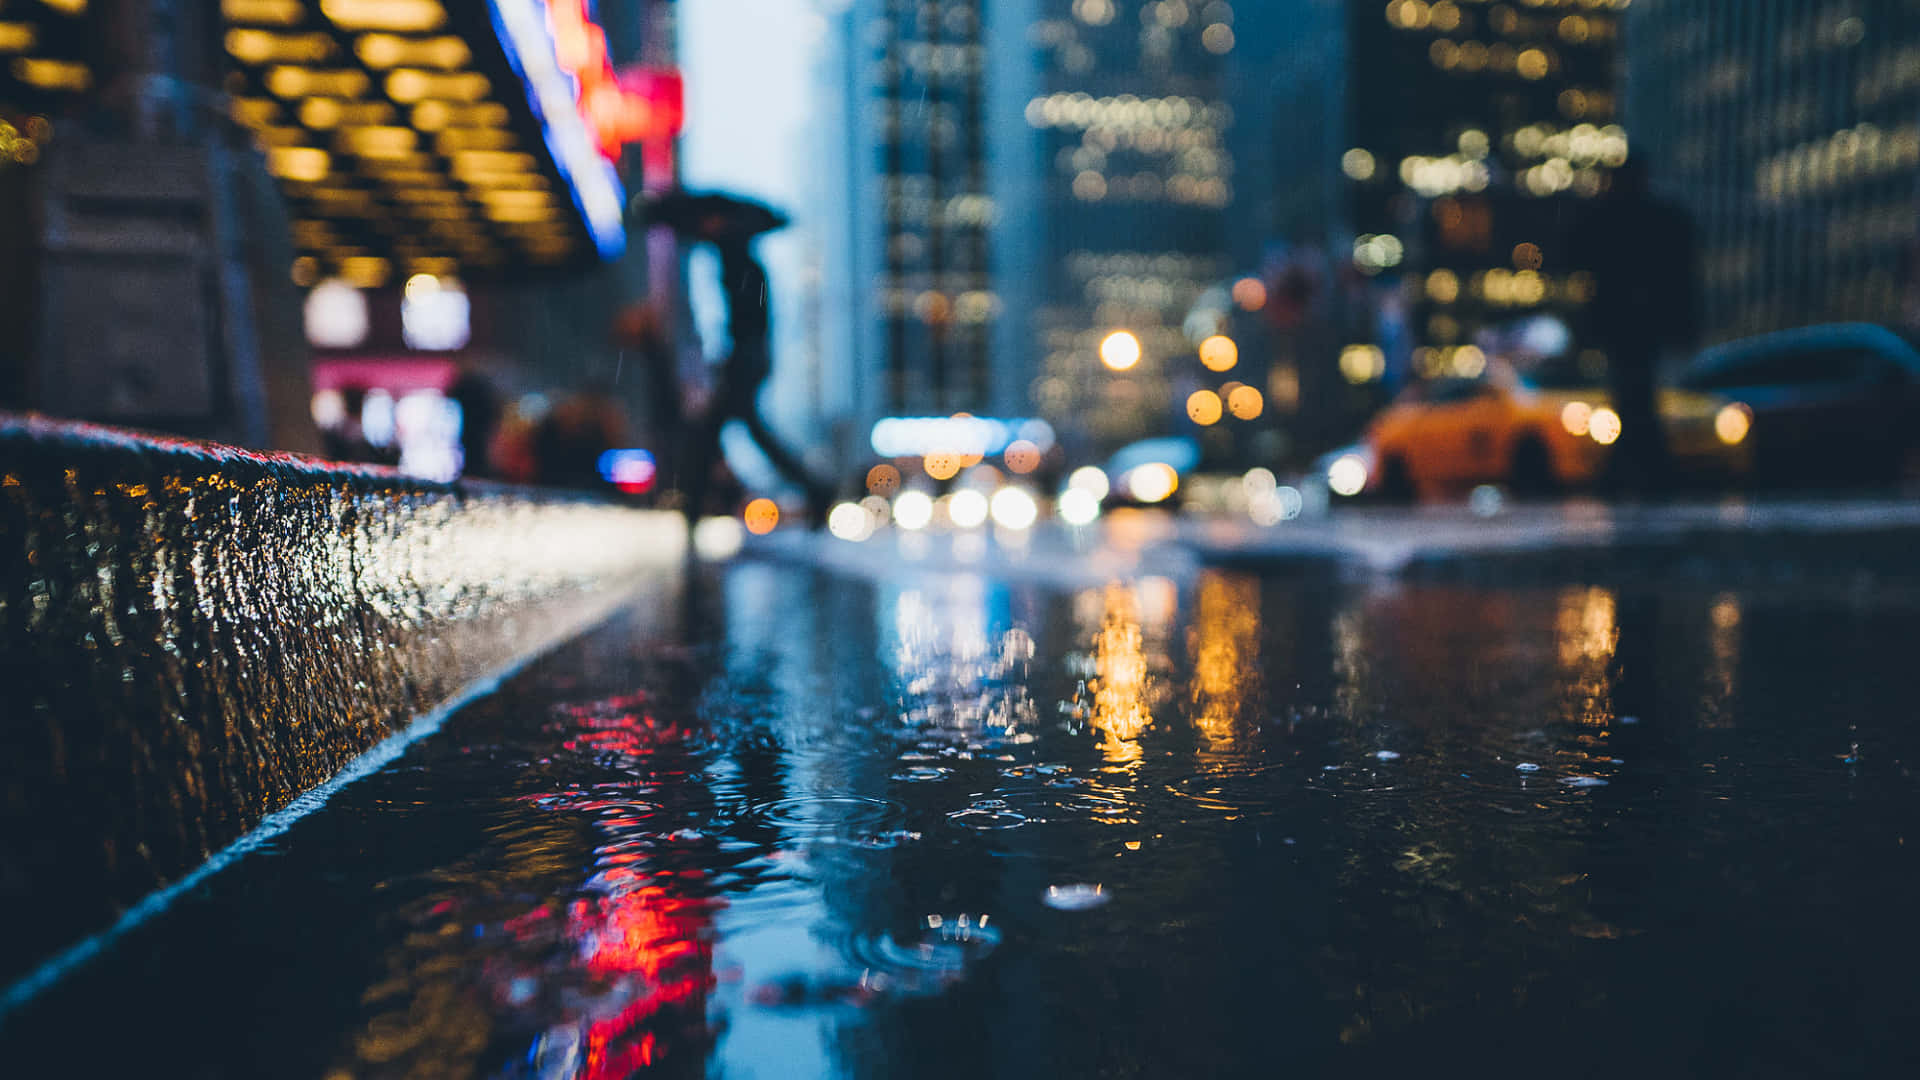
left=1042, top=884, right=1110, bottom=911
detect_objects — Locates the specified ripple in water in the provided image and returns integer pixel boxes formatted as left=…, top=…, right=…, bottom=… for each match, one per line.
left=746, top=795, right=906, bottom=837
left=891, top=765, right=954, bottom=782
left=1163, top=763, right=1292, bottom=814
left=838, top=913, right=1002, bottom=995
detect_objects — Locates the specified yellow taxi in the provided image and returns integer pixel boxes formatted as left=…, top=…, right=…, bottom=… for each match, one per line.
left=1340, top=369, right=1751, bottom=500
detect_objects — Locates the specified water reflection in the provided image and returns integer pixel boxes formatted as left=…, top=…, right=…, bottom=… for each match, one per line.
left=12, top=562, right=1920, bottom=1078
left=1188, top=573, right=1260, bottom=750
left=1089, top=584, right=1152, bottom=757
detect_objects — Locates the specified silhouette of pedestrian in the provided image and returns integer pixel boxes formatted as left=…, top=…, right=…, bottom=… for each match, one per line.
left=447, top=363, right=500, bottom=479
left=636, top=191, right=833, bottom=525
left=1566, top=160, right=1699, bottom=495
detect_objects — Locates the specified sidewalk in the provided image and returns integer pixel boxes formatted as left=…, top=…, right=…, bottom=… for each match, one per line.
left=1181, top=496, right=1920, bottom=581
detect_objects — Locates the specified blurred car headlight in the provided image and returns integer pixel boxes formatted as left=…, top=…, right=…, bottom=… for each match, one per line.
left=1714, top=402, right=1752, bottom=445
left=1561, top=400, right=1593, bottom=437
left=1589, top=407, right=1622, bottom=446
left=1327, top=453, right=1370, bottom=497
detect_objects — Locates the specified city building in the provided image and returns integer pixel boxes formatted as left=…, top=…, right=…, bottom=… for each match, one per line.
left=1015, top=0, right=1237, bottom=457
left=810, top=0, right=1009, bottom=457
left=1626, top=0, right=1920, bottom=345
left=1263, top=0, right=1630, bottom=419
left=4, top=0, right=684, bottom=472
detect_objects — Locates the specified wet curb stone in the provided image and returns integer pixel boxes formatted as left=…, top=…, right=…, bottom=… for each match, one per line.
left=0, top=414, right=681, bottom=984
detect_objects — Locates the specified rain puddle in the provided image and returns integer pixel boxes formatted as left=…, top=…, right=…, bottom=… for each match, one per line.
left=6, top=564, right=1919, bottom=1076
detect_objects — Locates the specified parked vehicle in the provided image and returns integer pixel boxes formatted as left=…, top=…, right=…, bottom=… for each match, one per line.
left=1320, top=368, right=1749, bottom=501
left=1674, top=323, right=1920, bottom=487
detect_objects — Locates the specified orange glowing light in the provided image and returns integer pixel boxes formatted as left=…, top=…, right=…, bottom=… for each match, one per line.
left=743, top=497, right=779, bottom=534
left=924, top=452, right=964, bottom=480
left=1186, top=389, right=1223, bottom=426
left=1227, top=384, right=1264, bottom=420
left=1231, top=276, right=1267, bottom=311
left=1199, top=334, right=1239, bottom=372
left=866, top=463, right=901, bottom=495
left=1003, top=439, right=1042, bottom=474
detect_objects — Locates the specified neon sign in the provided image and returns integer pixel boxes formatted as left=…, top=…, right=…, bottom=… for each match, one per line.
left=544, top=0, right=685, bottom=160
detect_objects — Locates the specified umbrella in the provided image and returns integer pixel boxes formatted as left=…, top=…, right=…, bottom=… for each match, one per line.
left=631, top=189, right=789, bottom=241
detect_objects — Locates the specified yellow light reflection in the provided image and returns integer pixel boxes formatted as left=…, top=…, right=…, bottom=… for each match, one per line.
left=1190, top=573, right=1259, bottom=747
left=1093, top=585, right=1152, bottom=757
left=1556, top=586, right=1617, bottom=668
left=40, top=0, right=87, bottom=12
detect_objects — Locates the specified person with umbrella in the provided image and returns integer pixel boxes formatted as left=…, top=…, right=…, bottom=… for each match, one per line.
left=633, top=191, right=833, bottom=526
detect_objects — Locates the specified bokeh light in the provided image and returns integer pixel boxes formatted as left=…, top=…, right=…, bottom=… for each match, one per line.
left=1126, top=463, right=1179, bottom=504
left=1059, top=487, right=1102, bottom=526
left=1328, top=454, right=1369, bottom=497
left=692, top=515, right=745, bottom=560
left=1186, top=389, right=1223, bottom=425
left=827, top=501, right=875, bottom=542
left=743, top=497, right=780, bottom=535
left=866, top=463, right=901, bottom=496
left=1198, top=335, right=1238, bottom=372
left=893, top=490, right=934, bottom=530
left=1714, top=402, right=1752, bottom=445
left=1589, top=407, right=1623, bottom=445
left=1100, top=330, right=1142, bottom=371
left=1561, top=400, right=1594, bottom=437
left=1068, top=465, right=1111, bottom=501
left=1003, top=439, right=1042, bottom=474
left=924, top=452, right=964, bottom=480
left=1227, top=385, right=1264, bottom=420
left=949, top=488, right=990, bottom=528
left=989, top=487, right=1039, bottom=530
left=1231, top=276, right=1267, bottom=311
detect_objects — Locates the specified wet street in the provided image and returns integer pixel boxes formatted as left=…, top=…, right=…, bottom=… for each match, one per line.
left=8, top=552, right=1920, bottom=1078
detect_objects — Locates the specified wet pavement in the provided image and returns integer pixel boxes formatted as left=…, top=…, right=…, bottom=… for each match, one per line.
left=6, top=554, right=1920, bottom=1077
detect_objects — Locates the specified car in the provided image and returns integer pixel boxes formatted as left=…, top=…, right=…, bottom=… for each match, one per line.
left=1674, top=323, right=1920, bottom=487
left=1327, top=368, right=1749, bottom=501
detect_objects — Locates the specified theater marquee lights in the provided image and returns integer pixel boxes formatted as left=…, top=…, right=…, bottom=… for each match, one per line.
left=219, top=0, right=683, bottom=280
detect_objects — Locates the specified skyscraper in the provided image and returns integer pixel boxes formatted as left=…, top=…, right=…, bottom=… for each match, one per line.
left=1016, top=0, right=1236, bottom=455
left=1626, top=0, right=1920, bottom=344
left=1267, top=0, right=1630, bottom=386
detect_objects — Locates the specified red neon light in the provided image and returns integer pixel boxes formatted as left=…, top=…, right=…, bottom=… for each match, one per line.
left=544, top=0, right=685, bottom=160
